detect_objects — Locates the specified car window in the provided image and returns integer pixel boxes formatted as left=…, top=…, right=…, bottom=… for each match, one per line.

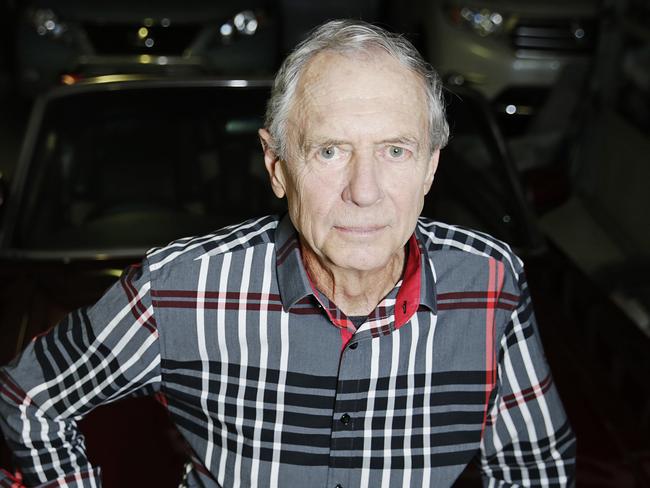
left=11, top=84, right=535, bottom=255
left=14, top=85, right=286, bottom=251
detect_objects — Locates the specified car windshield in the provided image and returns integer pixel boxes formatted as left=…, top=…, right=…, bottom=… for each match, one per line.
left=14, top=84, right=286, bottom=252
left=9, top=82, right=536, bottom=257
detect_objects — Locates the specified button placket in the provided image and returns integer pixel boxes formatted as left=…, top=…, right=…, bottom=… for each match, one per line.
left=328, top=326, right=363, bottom=488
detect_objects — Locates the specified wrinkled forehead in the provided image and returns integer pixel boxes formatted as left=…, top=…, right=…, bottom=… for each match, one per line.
left=287, top=49, right=429, bottom=146
left=297, top=49, right=426, bottom=107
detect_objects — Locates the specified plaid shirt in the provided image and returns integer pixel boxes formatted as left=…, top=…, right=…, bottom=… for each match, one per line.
left=0, top=215, right=575, bottom=487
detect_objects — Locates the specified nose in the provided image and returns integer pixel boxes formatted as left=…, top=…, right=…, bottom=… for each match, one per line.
left=342, top=152, right=383, bottom=207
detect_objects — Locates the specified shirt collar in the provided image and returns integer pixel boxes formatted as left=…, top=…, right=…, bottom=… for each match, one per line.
left=275, top=214, right=313, bottom=310
left=274, top=213, right=437, bottom=317
left=414, top=227, right=438, bottom=316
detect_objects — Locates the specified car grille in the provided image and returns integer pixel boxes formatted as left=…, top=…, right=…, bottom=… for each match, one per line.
left=83, top=23, right=203, bottom=56
left=510, top=18, right=598, bottom=55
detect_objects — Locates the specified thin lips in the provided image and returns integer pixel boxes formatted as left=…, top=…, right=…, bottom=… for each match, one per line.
left=334, top=225, right=386, bottom=232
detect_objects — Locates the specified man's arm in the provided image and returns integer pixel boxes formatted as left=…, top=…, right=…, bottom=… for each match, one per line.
left=0, top=261, right=161, bottom=487
left=479, top=264, right=576, bottom=487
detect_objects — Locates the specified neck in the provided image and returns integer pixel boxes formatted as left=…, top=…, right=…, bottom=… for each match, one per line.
left=301, top=241, right=405, bottom=316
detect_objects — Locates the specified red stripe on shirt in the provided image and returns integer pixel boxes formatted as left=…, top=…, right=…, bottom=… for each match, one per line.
left=121, top=264, right=157, bottom=334
left=437, top=301, right=516, bottom=311
left=481, top=258, right=504, bottom=438
left=152, top=290, right=282, bottom=301
left=437, top=291, right=519, bottom=302
left=0, top=372, right=29, bottom=406
left=395, top=234, right=422, bottom=329
left=501, top=375, right=554, bottom=411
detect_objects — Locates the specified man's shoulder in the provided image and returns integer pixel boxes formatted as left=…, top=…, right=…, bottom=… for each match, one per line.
left=144, top=215, right=280, bottom=274
left=416, top=217, right=523, bottom=275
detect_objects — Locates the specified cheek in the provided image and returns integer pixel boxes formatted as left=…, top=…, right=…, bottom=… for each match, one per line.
left=286, top=168, right=338, bottom=233
left=383, top=171, right=429, bottom=221
left=300, top=167, right=343, bottom=207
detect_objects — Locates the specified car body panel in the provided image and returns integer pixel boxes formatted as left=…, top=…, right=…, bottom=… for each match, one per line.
left=427, top=0, right=599, bottom=101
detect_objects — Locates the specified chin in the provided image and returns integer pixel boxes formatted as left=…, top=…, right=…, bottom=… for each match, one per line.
left=331, top=250, right=396, bottom=273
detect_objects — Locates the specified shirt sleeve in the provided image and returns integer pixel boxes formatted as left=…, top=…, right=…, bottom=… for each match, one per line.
left=0, top=260, right=161, bottom=487
left=479, top=261, right=577, bottom=487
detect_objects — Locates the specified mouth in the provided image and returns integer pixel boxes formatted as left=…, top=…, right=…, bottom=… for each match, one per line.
left=334, top=225, right=387, bottom=236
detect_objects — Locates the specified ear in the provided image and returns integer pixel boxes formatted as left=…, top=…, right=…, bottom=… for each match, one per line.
left=259, top=128, right=287, bottom=199
left=423, top=148, right=440, bottom=195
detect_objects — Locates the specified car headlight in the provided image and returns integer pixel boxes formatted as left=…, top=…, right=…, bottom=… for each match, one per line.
left=233, top=11, right=258, bottom=36
left=446, top=4, right=510, bottom=37
left=219, top=10, right=259, bottom=42
left=31, top=8, right=68, bottom=39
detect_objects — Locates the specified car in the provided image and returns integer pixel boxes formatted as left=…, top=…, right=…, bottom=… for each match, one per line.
left=425, top=0, right=600, bottom=132
left=13, top=0, right=279, bottom=96
left=0, top=75, right=647, bottom=486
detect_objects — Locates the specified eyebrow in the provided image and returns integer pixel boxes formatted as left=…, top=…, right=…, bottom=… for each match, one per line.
left=379, top=136, right=420, bottom=148
left=303, top=136, right=421, bottom=150
left=303, top=138, right=349, bottom=150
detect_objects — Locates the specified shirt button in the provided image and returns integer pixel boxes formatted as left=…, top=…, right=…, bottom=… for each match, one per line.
left=349, top=342, right=358, bottom=350
left=340, top=413, right=351, bottom=425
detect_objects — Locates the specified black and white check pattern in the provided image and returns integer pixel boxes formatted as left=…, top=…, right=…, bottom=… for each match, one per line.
left=0, top=215, right=575, bottom=487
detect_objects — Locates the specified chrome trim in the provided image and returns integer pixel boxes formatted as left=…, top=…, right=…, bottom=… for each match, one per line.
left=48, top=76, right=273, bottom=97
left=77, top=54, right=203, bottom=66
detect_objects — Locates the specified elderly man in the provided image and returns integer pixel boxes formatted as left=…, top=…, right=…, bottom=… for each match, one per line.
left=0, top=20, right=574, bottom=488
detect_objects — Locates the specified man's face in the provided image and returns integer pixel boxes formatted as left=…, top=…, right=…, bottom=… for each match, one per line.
left=261, top=50, right=440, bottom=273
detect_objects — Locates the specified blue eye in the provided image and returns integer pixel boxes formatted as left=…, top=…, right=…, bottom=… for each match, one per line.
left=388, top=146, right=405, bottom=158
left=319, top=146, right=337, bottom=160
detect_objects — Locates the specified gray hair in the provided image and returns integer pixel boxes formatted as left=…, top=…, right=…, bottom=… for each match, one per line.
left=264, top=19, right=449, bottom=159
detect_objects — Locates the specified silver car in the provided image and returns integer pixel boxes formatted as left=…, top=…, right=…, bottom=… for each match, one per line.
left=426, top=0, right=599, bottom=117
